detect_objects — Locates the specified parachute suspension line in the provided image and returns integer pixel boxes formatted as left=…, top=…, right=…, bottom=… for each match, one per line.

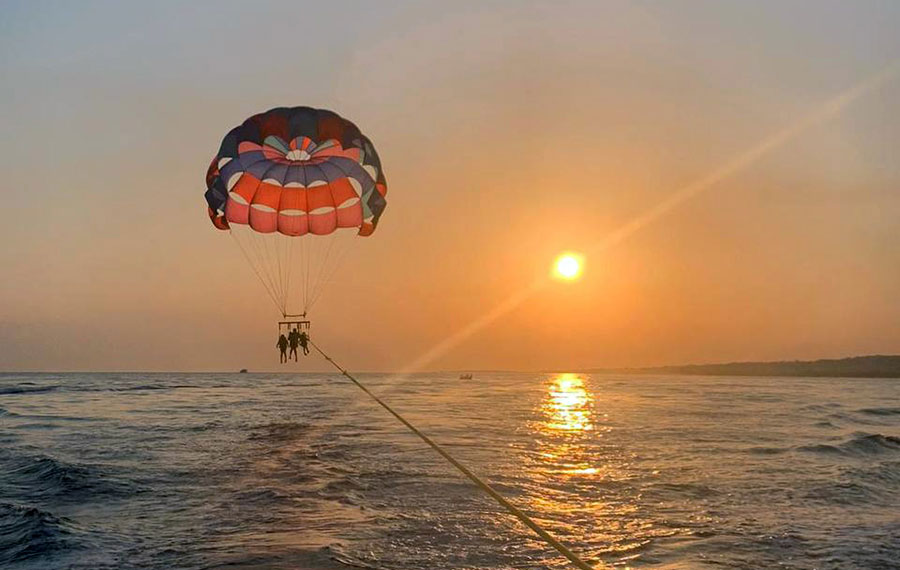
left=309, top=340, right=600, bottom=570
left=295, top=231, right=347, bottom=316
left=249, top=229, right=284, bottom=315
left=262, top=231, right=285, bottom=314
left=274, top=233, right=287, bottom=315
left=304, top=233, right=338, bottom=314
left=234, top=233, right=268, bottom=304
left=230, top=226, right=353, bottom=318
left=241, top=231, right=275, bottom=303
left=304, top=234, right=311, bottom=313
left=307, top=235, right=353, bottom=311
left=285, top=235, right=296, bottom=317
left=230, top=230, right=282, bottom=312
left=275, top=233, right=291, bottom=313
left=287, top=236, right=296, bottom=314
left=302, top=235, right=319, bottom=315
left=267, top=232, right=287, bottom=315
left=296, top=236, right=307, bottom=314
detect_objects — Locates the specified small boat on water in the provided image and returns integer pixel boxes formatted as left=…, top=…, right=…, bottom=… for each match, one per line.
left=239, top=369, right=248, bottom=373
left=459, top=373, right=473, bottom=379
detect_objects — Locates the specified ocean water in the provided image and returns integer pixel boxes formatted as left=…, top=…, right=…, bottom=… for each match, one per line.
left=1, top=372, right=898, bottom=570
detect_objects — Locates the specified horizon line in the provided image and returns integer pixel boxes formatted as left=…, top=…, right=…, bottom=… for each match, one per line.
left=2, top=352, right=896, bottom=376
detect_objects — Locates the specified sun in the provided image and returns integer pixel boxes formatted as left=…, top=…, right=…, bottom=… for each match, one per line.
left=553, top=253, right=583, bottom=280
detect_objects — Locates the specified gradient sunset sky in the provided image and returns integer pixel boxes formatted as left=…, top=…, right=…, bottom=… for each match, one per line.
left=2, top=1, right=899, bottom=372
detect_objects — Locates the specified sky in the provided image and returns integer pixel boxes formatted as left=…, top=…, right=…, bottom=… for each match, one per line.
left=1, top=0, right=899, bottom=372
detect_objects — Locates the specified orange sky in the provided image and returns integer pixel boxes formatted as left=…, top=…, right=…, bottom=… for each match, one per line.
left=1, top=1, right=899, bottom=371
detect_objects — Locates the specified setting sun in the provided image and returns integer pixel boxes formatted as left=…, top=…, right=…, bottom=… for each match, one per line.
left=554, top=253, right=583, bottom=280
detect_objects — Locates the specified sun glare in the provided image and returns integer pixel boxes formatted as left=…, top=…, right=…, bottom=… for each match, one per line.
left=553, top=253, right=583, bottom=280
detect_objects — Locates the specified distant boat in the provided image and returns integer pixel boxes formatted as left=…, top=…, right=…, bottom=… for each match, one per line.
left=459, top=373, right=473, bottom=380
left=239, top=369, right=248, bottom=373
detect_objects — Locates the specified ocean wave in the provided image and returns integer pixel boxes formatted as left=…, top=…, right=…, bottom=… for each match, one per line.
left=210, top=545, right=380, bottom=570
left=328, top=544, right=388, bottom=569
left=0, top=385, right=59, bottom=395
left=797, top=443, right=845, bottom=455
left=0, top=452, right=140, bottom=502
left=103, top=384, right=171, bottom=392
left=797, top=433, right=900, bottom=457
left=846, top=433, right=900, bottom=454
left=234, top=486, right=295, bottom=504
left=851, top=460, right=900, bottom=487
left=857, top=407, right=900, bottom=416
left=68, top=383, right=188, bottom=393
left=803, top=479, right=888, bottom=505
left=645, top=481, right=720, bottom=500
left=0, top=382, right=201, bottom=396
left=318, top=477, right=366, bottom=505
left=746, top=446, right=788, bottom=455
left=248, top=421, right=313, bottom=442
left=801, top=402, right=844, bottom=412
left=0, top=502, right=82, bottom=566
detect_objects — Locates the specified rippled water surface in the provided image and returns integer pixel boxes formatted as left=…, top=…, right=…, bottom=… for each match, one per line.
left=1, top=372, right=899, bottom=569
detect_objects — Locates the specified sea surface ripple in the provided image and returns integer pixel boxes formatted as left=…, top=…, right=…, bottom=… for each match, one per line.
left=1, top=372, right=898, bottom=569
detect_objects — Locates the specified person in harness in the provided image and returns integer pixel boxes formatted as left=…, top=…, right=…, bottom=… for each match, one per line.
left=298, top=330, right=310, bottom=356
left=276, top=333, right=289, bottom=363
left=287, top=328, right=300, bottom=362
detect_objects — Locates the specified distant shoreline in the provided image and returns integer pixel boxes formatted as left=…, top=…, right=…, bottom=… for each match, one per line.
left=2, top=355, right=899, bottom=377
left=587, top=354, right=900, bottom=379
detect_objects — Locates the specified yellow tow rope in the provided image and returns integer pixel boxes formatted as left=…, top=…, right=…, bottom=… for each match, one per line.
left=309, top=339, right=602, bottom=570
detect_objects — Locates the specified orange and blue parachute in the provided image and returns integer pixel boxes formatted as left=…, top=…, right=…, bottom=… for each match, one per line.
left=204, top=107, right=387, bottom=316
left=205, top=106, right=387, bottom=236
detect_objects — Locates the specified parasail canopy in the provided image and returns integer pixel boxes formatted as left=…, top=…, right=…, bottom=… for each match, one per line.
left=204, top=107, right=387, bottom=316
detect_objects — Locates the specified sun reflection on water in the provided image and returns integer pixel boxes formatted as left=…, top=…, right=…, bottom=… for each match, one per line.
left=531, top=373, right=611, bottom=479
left=521, top=374, right=652, bottom=567
left=544, top=373, right=594, bottom=434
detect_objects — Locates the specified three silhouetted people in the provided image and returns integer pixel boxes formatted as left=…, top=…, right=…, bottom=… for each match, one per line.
left=277, top=328, right=310, bottom=362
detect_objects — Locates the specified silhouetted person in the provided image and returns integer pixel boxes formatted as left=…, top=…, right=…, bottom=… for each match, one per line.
left=288, top=328, right=300, bottom=362
left=276, top=334, right=289, bottom=363
left=299, top=331, right=310, bottom=355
